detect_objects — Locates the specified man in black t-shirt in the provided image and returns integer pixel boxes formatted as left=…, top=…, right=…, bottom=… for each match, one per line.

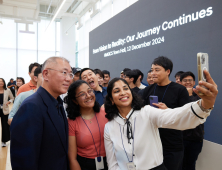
left=142, top=56, right=189, bottom=170
left=124, top=70, right=140, bottom=94
left=180, top=72, right=203, bottom=170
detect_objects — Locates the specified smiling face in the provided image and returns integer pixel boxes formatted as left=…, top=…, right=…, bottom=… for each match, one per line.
left=96, top=74, right=104, bottom=86
left=104, top=74, right=110, bottom=84
left=81, top=69, right=99, bottom=90
left=151, top=64, right=170, bottom=84
left=43, top=58, right=72, bottom=98
left=111, top=80, right=133, bottom=109
left=147, top=72, right=154, bottom=85
left=181, top=75, right=195, bottom=88
left=74, top=83, right=95, bottom=108
left=16, top=79, right=24, bottom=87
left=0, top=79, right=5, bottom=88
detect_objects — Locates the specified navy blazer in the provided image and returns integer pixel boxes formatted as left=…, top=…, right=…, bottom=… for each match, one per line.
left=10, top=86, right=70, bottom=170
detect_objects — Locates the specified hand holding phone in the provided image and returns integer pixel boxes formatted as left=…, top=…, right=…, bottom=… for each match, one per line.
left=149, top=96, right=158, bottom=108
left=197, top=53, right=209, bottom=95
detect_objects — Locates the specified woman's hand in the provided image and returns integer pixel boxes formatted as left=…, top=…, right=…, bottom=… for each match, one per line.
left=193, top=70, right=218, bottom=109
left=6, top=101, right=11, bottom=106
left=152, top=102, right=168, bottom=109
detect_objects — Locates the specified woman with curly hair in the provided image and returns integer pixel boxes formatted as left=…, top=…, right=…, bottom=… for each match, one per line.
left=104, top=70, right=217, bottom=170
left=64, top=80, right=108, bottom=170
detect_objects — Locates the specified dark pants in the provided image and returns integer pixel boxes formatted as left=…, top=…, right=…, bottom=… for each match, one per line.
left=163, top=150, right=183, bottom=170
left=0, top=109, right=10, bottom=143
left=182, top=140, right=203, bottom=170
left=77, top=155, right=108, bottom=170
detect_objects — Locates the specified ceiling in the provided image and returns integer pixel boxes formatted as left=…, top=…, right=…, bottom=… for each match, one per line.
left=0, top=0, right=100, bottom=26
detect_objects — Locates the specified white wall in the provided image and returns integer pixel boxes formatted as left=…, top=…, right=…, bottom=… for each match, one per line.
left=0, top=19, right=59, bottom=83
left=60, top=17, right=76, bottom=68
left=196, top=140, right=222, bottom=170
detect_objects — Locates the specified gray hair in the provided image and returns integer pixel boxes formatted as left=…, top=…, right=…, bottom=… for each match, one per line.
left=41, top=57, right=70, bottom=72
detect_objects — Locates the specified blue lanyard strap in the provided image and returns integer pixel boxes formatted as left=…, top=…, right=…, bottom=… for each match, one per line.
left=119, top=118, right=136, bottom=162
left=81, top=114, right=101, bottom=157
left=153, top=83, right=170, bottom=102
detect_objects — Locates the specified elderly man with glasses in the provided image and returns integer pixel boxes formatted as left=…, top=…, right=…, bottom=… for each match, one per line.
left=10, top=57, right=73, bottom=170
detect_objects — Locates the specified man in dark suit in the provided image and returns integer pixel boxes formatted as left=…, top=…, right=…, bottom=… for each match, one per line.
left=10, top=57, right=73, bottom=170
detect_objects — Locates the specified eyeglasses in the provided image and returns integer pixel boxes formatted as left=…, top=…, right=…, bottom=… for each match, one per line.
left=47, top=68, right=74, bottom=79
left=182, top=79, right=193, bottom=83
left=75, top=89, right=94, bottom=99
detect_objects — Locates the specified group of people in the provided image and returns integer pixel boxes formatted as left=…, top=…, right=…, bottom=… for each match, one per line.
left=0, top=56, right=218, bottom=170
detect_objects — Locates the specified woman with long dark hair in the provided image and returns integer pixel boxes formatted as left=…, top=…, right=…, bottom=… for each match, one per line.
left=64, top=80, right=108, bottom=170
left=0, top=78, right=14, bottom=147
left=15, top=77, right=25, bottom=96
left=104, top=70, right=217, bottom=170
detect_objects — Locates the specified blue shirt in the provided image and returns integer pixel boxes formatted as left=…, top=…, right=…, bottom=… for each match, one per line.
left=9, top=90, right=35, bottom=119
left=94, top=85, right=107, bottom=106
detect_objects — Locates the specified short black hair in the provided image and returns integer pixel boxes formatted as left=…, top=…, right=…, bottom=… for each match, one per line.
left=94, top=69, right=104, bottom=79
left=147, top=70, right=152, bottom=74
left=175, top=71, right=184, bottom=78
left=34, top=66, right=42, bottom=77
left=123, top=68, right=131, bottom=74
left=105, top=78, right=144, bottom=121
left=29, top=62, right=40, bottom=73
left=79, top=68, right=95, bottom=79
left=125, top=70, right=139, bottom=84
left=152, top=56, right=173, bottom=76
left=0, top=78, right=7, bottom=90
left=102, top=70, right=110, bottom=77
left=64, top=80, right=100, bottom=120
left=134, top=69, right=144, bottom=82
left=180, top=71, right=195, bottom=82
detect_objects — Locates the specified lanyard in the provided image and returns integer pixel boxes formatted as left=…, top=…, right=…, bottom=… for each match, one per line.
left=119, top=118, right=136, bottom=162
left=81, top=114, right=101, bottom=157
left=153, top=83, right=170, bottom=102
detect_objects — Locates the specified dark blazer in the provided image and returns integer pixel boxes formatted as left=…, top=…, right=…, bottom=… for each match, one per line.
left=10, top=86, right=69, bottom=170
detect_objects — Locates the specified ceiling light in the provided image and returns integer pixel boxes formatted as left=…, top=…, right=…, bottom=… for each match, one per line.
left=45, top=0, right=67, bottom=32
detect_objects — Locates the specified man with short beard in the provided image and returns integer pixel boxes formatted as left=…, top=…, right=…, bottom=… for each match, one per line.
left=80, top=68, right=107, bottom=106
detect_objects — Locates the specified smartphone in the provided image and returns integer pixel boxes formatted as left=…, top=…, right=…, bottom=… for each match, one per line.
left=197, top=53, right=209, bottom=95
left=149, top=96, right=158, bottom=108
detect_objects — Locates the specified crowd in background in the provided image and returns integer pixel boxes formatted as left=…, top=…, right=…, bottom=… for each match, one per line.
left=0, top=56, right=218, bottom=170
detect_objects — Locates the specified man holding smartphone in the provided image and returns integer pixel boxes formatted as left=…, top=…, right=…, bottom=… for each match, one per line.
left=142, top=56, right=189, bottom=170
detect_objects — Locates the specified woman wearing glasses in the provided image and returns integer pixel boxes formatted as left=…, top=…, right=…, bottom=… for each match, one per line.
left=104, top=70, right=217, bottom=170
left=64, top=80, right=108, bottom=170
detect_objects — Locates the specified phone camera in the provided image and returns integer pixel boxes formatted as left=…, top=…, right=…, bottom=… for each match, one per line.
left=201, top=55, right=205, bottom=64
left=150, top=97, right=153, bottom=100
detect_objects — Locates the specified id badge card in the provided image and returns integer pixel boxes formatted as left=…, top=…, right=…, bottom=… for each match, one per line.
left=95, top=156, right=104, bottom=170
left=127, top=162, right=136, bottom=170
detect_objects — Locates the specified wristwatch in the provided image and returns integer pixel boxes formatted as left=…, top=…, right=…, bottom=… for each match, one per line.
left=198, top=99, right=214, bottom=113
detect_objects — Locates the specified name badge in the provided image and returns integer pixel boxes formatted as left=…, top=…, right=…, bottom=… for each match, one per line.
left=127, top=162, right=136, bottom=170
left=95, top=156, right=104, bottom=170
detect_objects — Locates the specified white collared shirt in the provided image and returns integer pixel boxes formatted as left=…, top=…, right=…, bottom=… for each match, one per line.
left=104, top=100, right=210, bottom=170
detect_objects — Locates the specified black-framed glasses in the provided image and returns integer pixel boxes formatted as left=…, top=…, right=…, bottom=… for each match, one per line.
left=182, top=79, right=193, bottom=83
left=75, top=89, right=94, bottom=99
left=47, top=68, right=74, bottom=79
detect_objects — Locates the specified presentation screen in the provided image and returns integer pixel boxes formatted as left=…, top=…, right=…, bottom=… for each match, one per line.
left=89, top=0, right=222, bottom=144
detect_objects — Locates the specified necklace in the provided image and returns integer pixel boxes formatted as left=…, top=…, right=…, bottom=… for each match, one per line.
left=82, top=114, right=94, bottom=123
